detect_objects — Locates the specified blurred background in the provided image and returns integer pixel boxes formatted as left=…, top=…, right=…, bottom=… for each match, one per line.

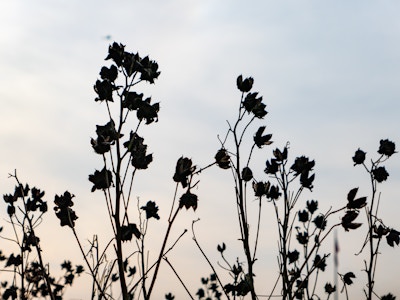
left=1, top=1, right=399, bottom=299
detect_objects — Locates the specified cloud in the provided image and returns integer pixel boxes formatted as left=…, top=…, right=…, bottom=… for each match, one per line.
left=1, top=1, right=399, bottom=298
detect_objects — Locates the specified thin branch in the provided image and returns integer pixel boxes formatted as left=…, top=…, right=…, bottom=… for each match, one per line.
left=71, top=227, right=107, bottom=298
left=252, top=196, right=262, bottom=261
left=129, top=229, right=187, bottom=294
left=163, top=256, right=195, bottom=300
left=146, top=208, right=181, bottom=299
left=192, top=219, right=231, bottom=300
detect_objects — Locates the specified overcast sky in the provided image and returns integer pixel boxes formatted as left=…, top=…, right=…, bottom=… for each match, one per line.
left=1, top=1, right=400, bottom=299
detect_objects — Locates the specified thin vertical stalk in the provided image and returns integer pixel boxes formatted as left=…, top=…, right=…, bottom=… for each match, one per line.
left=113, top=84, right=129, bottom=300
left=15, top=180, right=56, bottom=300
left=233, top=118, right=257, bottom=300
left=146, top=208, right=180, bottom=299
left=367, top=171, right=376, bottom=300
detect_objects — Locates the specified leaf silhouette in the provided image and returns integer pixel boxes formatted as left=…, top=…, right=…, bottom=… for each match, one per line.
left=179, top=192, right=198, bottom=211
left=121, top=223, right=141, bottom=241
left=140, top=201, right=160, bottom=220
left=343, top=272, right=356, bottom=285
left=100, top=65, right=118, bottom=82
left=236, top=75, right=254, bottom=92
left=88, top=167, right=113, bottom=192
left=254, top=126, right=272, bottom=148
left=215, top=149, right=230, bottom=169
left=347, top=188, right=358, bottom=202
left=241, top=167, right=253, bottom=182
left=173, top=157, right=195, bottom=188
left=352, top=148, right=366, bottom=165
left=378, top=139, right=396, bottom=157
left=306, top=200, right=318, bottom=214
left=386, top=229, right=400, bottom=247
left=341, top=210, right=362, bottom=232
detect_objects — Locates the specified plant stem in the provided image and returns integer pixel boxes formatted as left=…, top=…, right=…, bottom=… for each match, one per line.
left=71, top=227, right=107, bottom=299
left=367, top=171, right=377, bottom=300
left=113, top=86, right=129, bottom=300
left=232, top=117, right=257, bottom=300
left=192, top=219, right=231, bottom=300
left=146, top=208, right=180, bottom=299
left=163, top=256, right=195, bottom=300
left=129, top=229, right=187, bottom=294
left=280, top=165, right=291, bottom=299
left=141, top=221, right=148, bottom=299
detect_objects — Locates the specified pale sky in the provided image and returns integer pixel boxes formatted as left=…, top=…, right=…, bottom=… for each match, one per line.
left=1, top=1, right=400, bottom=299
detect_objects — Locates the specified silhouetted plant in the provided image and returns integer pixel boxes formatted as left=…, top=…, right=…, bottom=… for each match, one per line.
left=194, top=75, right=399, bottom=300
left=1, top=172, right=83, bottom=300
left=51, top=42, right=216, bottom=300
left=206, top=76, right=344, bottom=299
left=196, top=274, right=222, bottom=300
left=351, top=140, right=399, bottom=299
left=1, top=42, right=399, bottom=300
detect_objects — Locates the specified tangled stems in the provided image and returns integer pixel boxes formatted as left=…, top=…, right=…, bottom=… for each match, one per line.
left=89, top=42, right=163, bottom=299
left=3, top=44, right=399, bottom=300
left=217, top=84, right=269, bottom=300
left=70, top=227, right=108, bottom=299
left=275, top=161, right=293, bottom=299
left=361, top=154, right=390, bottom=299
left=8, top=173, right=56, bottom=300
left=2, top=172, right=85, bottom=299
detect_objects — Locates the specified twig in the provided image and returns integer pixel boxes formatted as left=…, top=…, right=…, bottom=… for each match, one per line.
left=164, top=256, right=195, bottom=300
left=192, top=219, right=231, bottom=300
